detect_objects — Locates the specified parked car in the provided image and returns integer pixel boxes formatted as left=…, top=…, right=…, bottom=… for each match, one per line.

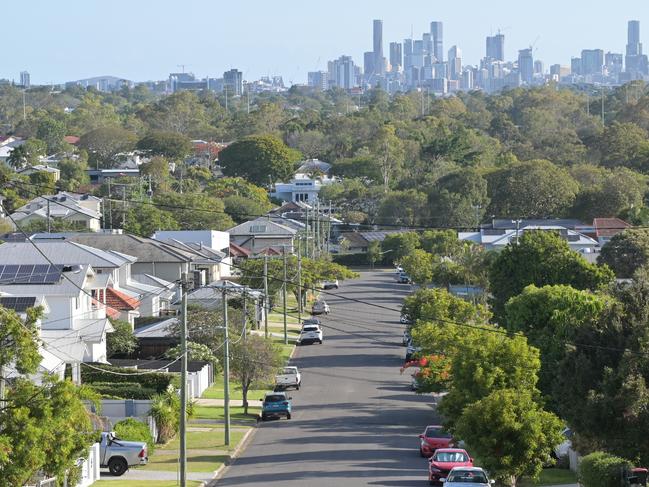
left=275, top=366, right=301, bottom=390
left=443, top=467, right=494, bottom=487
left=397, top=272, right=412, bottom=284
left=322, top=279, right=339, bottom=290
left=419, top=425, right=454, bottom=457
left=554, top=427, right=573, bottom=459
left=405, top=341, right=421, bottom=361
left=99, top=431, right=148, bottom=476
left=402, top=329, right=411, bottom=346
left=395, top=265, right=404, bottom=274
left=400, top=313, right=413, bottom=324
left=428, top=449, right=474, bottom=485
left=298, top=324, right=323, bottom=345
left=260, top=392, right=292, bottom=420
left=411, top=373, right=423, bottom=391
left=311, top=300, right=330, bottom=315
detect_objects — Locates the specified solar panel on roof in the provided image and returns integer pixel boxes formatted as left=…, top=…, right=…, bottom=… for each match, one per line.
left=0, top=264, right=62, bottom=284
left=0, top=296, right=37, bottom=312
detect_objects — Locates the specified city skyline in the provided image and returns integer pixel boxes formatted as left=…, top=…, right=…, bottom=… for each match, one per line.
left=4, top=0, right=648, bottom=85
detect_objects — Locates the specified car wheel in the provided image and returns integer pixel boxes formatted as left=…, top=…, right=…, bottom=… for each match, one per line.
left=296, top=383, right=300, bottom=390
left=319, top=339, right=323, bottom=344
left=108, top=457, right=128, bottom=476
left=261, top=413, right=267, bottom=421
left=420, top=448, right=425, bottom=457
left=286, top=413, right=292, bottom=419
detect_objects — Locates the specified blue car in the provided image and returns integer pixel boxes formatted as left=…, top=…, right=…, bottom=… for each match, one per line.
left=260, top=392, right=292, bottom=420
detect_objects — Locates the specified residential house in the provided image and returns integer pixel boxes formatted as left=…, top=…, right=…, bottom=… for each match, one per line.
left=87, top=168, right=140, bottom=184
left=17, top=164, right=61, bottom=181
left=592, top=218, right=631, bottom=246
left=10, top=192, right=102, bottom=231
left=0, top=136, right=25, bottom=164
left=271, top=159, right=336, bottom=203
left=227, top=217, right=297, bottom=254
left=0, top=263, right=113, bottom=383
left=152, top=230, right=232, bottom=278
left=337, top=230, right=410, bottom=254
left=60, top=232, right=226, bottom=288
left=186, top=280, right=264, bottom=328
left=1, top=239, right=174, bottom=321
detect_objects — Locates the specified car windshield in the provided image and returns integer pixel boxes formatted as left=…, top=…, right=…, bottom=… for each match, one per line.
left=433, top=451, right=468, bottom=462
left=447, top=471, right=488, bottom=483
left=303, top=326, right=318, bottom=332
left=265, top=395, right=285, bottom=402
left=426, top=427, right=451, bottom=438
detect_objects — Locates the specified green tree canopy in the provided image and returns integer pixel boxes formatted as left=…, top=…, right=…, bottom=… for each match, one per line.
left=218, top=135, right=301, bottom=185
left=79, top=126, right=138, bottom=168
left=153, top=192, right=234, bottom=230
left=381, top=232, right=420, bottom=264
left=137, top=131, right=193, bottom=160
left=598, top=228, right=649, bottom=278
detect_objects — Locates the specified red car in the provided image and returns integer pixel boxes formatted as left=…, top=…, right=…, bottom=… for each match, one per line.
left=419, top=425, right=453, bottom=457
left=428, top=448, right=473, bottom=485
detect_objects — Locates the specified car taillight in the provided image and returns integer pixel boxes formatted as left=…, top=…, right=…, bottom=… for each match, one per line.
left=139, top=448, right=146, bottom=458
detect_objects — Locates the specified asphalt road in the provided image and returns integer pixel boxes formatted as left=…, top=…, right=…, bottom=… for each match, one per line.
left=214, top=269, right=440, bottom=486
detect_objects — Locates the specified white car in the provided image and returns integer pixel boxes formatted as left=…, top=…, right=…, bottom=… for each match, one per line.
left=443, top=467, right=494, bottom=487
left=298, top=324, right=323, bottom=345
left=400, top=314, right=412, bottom=324
left=275, top=366, right=301, bottom=390
left=311, top=300, right=330, bottom=315
left=322, top=280, right=339, bottom=290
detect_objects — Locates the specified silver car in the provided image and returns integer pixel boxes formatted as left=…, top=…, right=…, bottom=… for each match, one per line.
left=311, top=300, right=330, bottom=315
left=442, top=467, right=494, bottom=487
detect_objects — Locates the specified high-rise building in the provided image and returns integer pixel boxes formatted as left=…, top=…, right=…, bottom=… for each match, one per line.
left=389, top=42, right=403, bottom=71
left=461, top=69, right=474, bottom=91
left=19, top=71, right=30, bottom=88
left=571, top=57, right=582, bottom=76
left=534, top=60, right=544, bottom=75
left=486, top=33, right=505, bottom=61
left=550, top=64, right=570, bottom=78
left=448, top=46, right=462, bottom=80
left=605, top=52, right=623, bottom=76
left=223, top=69, right=243, bottom=96
left=626, top=20, right=648, bottom=75
left=403, top=39, right=413, bottom=71
left=373, top=19, right=385, bottom=76
left=581, top=49, right=604, bottom=75
left=364, top=52, right=375, bottom=80
left=330, top=56, right=357, bottom=90
left=430, top=22, right=444, bottom=62
left=518, top=48, right=534, bottom=84
left=307, top=71, right=329, bottom=91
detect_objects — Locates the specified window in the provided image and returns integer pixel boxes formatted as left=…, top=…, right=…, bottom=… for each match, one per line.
left=433, top=452, right=468, bottom=463
left=249, top=225, right=267, bottom=233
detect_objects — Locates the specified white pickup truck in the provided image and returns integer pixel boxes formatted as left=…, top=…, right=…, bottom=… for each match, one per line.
left=275, top=366, right=301, bottom=390
left=100, top=431, right=148, bottom=476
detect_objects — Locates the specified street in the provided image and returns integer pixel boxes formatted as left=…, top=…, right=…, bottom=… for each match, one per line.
left=214, top=269, right=439, bottom=486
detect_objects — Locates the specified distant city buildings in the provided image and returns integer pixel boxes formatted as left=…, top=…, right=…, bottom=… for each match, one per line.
left=19, top=71, right=30, bottom=88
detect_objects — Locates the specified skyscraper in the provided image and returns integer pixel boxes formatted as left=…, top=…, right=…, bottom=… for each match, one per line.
left=486, top=33, right=505, bottom=61
left=626, top=20, right=648, bottom=75
left=518, top=48, right=534, bottom=84
left=430, top=22, right=444, bottom=62
left=223, top=69, right=243, bottom=96
left=19, top=71, right=30, bottom=88
left=331, top=56, right=357, bottom=90
left=373, top=19, right=385, bottom=76
left=581, top=49, right=604, bottom=76
left=403, top=39, right=413, bottom=71
left=389, top=42, right=403, bottom=71
left=364, top=51, right=375, bottom=80
left=307, top=71, right=328, bottom=90
left=448, top=46, right=462, bottom=80
left=605, top=52, right=623, bottom=76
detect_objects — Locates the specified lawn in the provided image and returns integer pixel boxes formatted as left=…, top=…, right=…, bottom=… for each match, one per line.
left=159, top=429, right=246, bottom=451
left=141, top=452, right=229, bottom=473
left=193, top=405, right=260, bottom=422
left=95, top=482, right=202, bottom=487
left=520, top=468, right=577, bottom=486
left=201, top=376, right=270, bottom=401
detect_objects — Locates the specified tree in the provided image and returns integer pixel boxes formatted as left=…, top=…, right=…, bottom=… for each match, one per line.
left=367, top=241, right=381, bottom=268
left=380, top=232, right=420, bottom=264
left=218, top=135, right=301, bottom=185
left=489, top=231, right=614, bottom=321
left=153, top=192, right=234, bottom=231
left=7, top=139, right=46, bottom=169
left=36, top=117, right=67, bottom=153
left=79, top=126, right=138, bottom=168
left=58, top=157, right=90, bottom=190
left=139, top=156, right=172, bottom=193
left=377, top=190, right=427, bottom=226
left=331, top=154, right=382, bottom=183
left=598, top=121, right=649, bottom=171
left=401, top=249, right=435, bottom=286
left=206, top=177, right=273, bottom=208
left=230, top=335, right=282, bottom=414
left=402, top=287, right=490, bottom=325
left=165, top=342, right=218, bottom=368
left=504, top=285, right=610, bottom=405
left=371, top=124, right=404, bottom=191
left=428, top=170, right=490, bottom=228
left=420, top=230, right=468, bottom=258
left=137, top=131, right=192, bottom=160
left=487, top=160, right=579, bottom=218
left=598, top=228, right=649, bottom=278
left=454, top=389, right=564, bottom=485
left=107, top=319, right=137, bottom=357
left=223, top=195, right=271, bottom=223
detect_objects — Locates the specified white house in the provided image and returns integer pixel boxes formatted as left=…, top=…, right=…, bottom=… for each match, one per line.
left=10, top=192, right=102, bottom=232
left=459, top=226, right=599, bottom=253
left=153, top=230, right=232, bottom=278
left=0, top=263, right=113, bottom=383
left=271, top=159, right=336, bottom=203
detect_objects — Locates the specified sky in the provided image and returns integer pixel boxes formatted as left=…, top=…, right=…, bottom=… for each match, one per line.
left=8, top=0, right=648, bottom=85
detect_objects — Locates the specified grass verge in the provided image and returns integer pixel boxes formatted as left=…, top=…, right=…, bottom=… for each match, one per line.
left=520, top=468, right=578, bottom=486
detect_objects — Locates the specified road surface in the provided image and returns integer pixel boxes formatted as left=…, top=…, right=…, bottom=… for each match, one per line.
left=214, top=269, right=439, bottom=486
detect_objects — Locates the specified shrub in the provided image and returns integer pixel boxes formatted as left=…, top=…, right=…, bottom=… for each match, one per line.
left=88, top=382, right=158, bottom=400
left=332, top=253, right=371, bottom=266
left=81, top=364, right=175, bottom=393
left=579, top=451, right=633, bottom=487
left=149, top=387, right=180, bottom=444
left=114, top=418, right=156, bottom=454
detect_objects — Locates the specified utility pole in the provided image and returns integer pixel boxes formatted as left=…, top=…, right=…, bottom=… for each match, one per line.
left=242, top=288, right=247, bottom=340
left=304, top=206, right=310, bottom=259
left=513, top=219, right=522, bottom=245
left=221, top=282, right=231, bottom=446
left=108, top=178, right=113, bottom=230
left=47, top=198, right=51, bottom=233
left=263, top=255, right=269, bottom=339
left=282, top=247, right=288, bottom=345
left=179, top=273, right=189, bottom=487
left=297, top=238, right=302, bottom=323
left=122, top=186, right=127, bottom=228
left=327, top=201, right=332, bottom=254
